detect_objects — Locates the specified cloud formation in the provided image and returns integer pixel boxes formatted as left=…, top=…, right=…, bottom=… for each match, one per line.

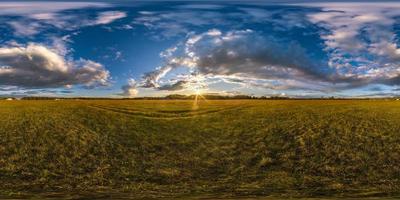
left=0, top=2, right=107, bottom=16
left=132, top=3, right=314, bottom=40
left=157, top=80, right=188, bottom=91
left=305, top=2, right=400, bottom=85
left=141, top=29, right=326, bottom=91
left=7, top=21, right=42, bottom=37
left=3, top=2, right=400, bottom=97
left=120, top=79, right=138, bottom=97
left=0, top=44, right=110, bottom=88
left=184, top=29, right=322, bottom=79
left=133, top=9, right=239, bottom=39
left=138, top=3, right=400, bottom=94
left=0, top=2, right=126, bottom=37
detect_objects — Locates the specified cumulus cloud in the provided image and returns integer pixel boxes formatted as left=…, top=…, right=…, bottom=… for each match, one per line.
left=133, top=2, right=400, bottom=93
left=140, top=24, right=400, bottom=93
left=183, top=29, right=323, bottom=79
left=120, top=79, right=138, bottom=97
left=141, top=29, right=325, bottom=91
left=0, top=44, right=110, bottom=88
left=304, top=2, right=400, bottom=85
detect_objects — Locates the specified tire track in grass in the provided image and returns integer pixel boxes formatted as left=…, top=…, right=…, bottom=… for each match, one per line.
left=88, top=105, right=253, bottom=119
left=96, top=105, right=229, bottom=116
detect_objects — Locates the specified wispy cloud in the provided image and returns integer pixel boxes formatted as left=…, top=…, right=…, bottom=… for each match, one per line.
left=93, top=11, right=127, bottom=25
left=0, top=2, right=126, bottom=37
left=7, top=21, right=41, bottom=36
left=0, top=2, right=107, bottom=16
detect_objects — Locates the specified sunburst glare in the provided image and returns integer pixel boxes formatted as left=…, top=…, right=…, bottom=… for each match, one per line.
left=189, top=74, right=207, bottom=110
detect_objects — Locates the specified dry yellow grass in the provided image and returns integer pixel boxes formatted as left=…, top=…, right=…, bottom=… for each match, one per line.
left=0, top=99, right=400, bottom=199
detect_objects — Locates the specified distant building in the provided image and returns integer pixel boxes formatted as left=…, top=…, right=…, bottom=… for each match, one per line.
left=5, top=98, right=13, bottom=101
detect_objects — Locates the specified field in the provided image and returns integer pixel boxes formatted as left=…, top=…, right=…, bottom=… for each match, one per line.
left=1, top=99, right=400, bottom=199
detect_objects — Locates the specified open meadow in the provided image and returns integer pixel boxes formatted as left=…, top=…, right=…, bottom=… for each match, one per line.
left=1, top=99, right=400, bottom=199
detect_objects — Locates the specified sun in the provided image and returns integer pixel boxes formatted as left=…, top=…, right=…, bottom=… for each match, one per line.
left=186, top=74, right=208, bottom=110
left=194, top=88, right=202, bottom=95
left=186, top=73, right=206, bottom=95
left=191, top=87, right=207, bottom=110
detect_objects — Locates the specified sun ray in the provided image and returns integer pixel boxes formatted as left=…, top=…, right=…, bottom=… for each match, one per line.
left=192, top=93, right=199, bottom=110
left=188, top=73, right=208, bottom=110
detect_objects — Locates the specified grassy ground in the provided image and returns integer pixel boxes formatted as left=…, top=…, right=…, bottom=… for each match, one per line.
left=1, top=99, right=400, bottom=199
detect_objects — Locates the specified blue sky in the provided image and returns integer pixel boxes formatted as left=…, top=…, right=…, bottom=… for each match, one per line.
left=1, top=1, right=400, bottom=98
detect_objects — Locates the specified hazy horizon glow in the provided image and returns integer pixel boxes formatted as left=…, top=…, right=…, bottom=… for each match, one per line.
left=1, top=1, right=400, bottom=98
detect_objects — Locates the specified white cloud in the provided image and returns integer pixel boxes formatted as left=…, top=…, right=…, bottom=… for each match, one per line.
left=0, top=44, right=110, bottom=88
left=120, top=78, right=138, bottom=97
left=29, top=13, right=56, bottom=20
left=303, top=2, right=400, bottom=85
left=159, top=46, right=178, bottom=58
left=141, top=29, right=325, bottom=91
left=133, top=4, right=312, bottom=40
left=0, top=2, right=126, bottom=37
left=50, top=35, right=72, bottom=56
left=181, top=29, right=317, bottom=79
left=7, top=21, right=41, bottom=36
left=157, top=80, right=188, bottom=91
left=141, top=65, right=173, bottom=88
left=133, top=10, right=230, bottom=39
left=0, top=2, right=107, bottom=16
left=174, top=4, right=225, bottom=10
left=141, top=22, right=400, bottom=93
left=94, top=11, right=127, bottom=25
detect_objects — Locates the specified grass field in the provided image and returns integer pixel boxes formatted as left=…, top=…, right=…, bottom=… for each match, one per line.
left=1, top=99, right=400, bottom=199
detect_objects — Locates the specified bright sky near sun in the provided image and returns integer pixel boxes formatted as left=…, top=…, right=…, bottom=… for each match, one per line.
left=1, top=1, right=400, bottom=98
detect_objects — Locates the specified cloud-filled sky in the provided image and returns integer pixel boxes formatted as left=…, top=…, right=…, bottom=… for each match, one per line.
left=1, top=1, right=400, bottom=98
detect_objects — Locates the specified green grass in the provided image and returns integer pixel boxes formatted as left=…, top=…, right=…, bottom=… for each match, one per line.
left=1, top=99, right=400, bottom=199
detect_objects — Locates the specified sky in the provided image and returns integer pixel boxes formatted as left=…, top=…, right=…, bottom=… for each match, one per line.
left=1, top=1, right=400, bottom=98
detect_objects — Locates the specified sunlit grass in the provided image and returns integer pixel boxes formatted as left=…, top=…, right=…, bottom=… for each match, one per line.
left=0, top=99, right=400, bottom=199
